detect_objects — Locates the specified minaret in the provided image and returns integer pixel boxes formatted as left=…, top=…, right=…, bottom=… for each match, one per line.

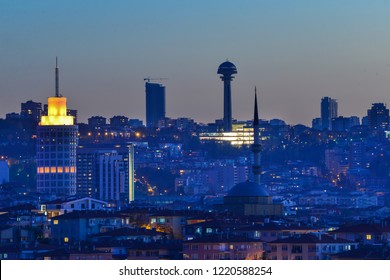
left=252, top=88, right=262, bottom=185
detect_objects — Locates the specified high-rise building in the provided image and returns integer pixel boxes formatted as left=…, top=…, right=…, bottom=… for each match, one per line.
left=88, top=116, right=107, bottom=131
left=6, top=112, right=20, bottom=120
left=312, top=117, right=322, bottom=130
left=367, top=103, right=389, bottom=130
left=349, top=116, right=360, bottom=127
left=110, top=115, right=129, bottom=128
left=217, top=61, right=237, bottom=132
left=128, top=119, right=143, bottom=128
left=21, top=100, right=42, bottom=122
left=321, top=97, right=337, bottom=131
left=67, top=109, right=78, bottom=124
left=332, top=116, right=360, bottom=132
left=76, top=144, right=134, bottom=204
left=0, top=160, right=9, bottom=185
left=349, top=141, right=365, bottom=169
left=145, top=82, right=165, bottom=128
left=36, top=58, right=78, bottom=196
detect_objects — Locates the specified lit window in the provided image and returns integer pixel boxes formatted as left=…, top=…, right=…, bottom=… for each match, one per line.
left=53, top=220, right=58, bottom=225
left=366, top=234, right=372, bottom=240
left=64, top=237, right=69, bottom=243
left=50, top=167, right=56, bottom=173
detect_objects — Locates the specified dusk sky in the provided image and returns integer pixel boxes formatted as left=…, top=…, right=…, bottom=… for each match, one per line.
left=1, top=0, right=390, bottom=125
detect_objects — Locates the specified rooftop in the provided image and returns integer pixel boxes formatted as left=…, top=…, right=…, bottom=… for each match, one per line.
left=270, top=234, right=355, bottom=244
left=226, top=181, right=269, bottom=197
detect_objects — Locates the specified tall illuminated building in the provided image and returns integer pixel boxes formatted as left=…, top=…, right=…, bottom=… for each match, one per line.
left=36, top=58, right=78, bottom=196
left=76, top=144, right=135, bottom=205
left=145, top=81, right=165, bottom=128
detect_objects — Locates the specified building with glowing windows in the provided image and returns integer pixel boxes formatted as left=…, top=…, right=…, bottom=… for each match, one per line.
left=199, top=122, right=268, bottom=146
left=36, top=59, right=78, bottom=196
left=76, top=144, right=135, bottom=206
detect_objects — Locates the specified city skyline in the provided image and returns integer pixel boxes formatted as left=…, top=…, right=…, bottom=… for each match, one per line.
left=1, top=0, right=390, bottom=125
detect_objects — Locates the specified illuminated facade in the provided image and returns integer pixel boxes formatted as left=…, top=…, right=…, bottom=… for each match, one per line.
left=199, top=123, right=267, bottom=146
left=36, top=59, right=78, bottom=196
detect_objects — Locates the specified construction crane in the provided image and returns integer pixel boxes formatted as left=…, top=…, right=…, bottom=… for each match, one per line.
left=143, top=77, right=168, bottom=83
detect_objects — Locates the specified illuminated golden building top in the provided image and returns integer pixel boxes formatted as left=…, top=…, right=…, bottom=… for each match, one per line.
left=40, top=58, right=74, bottom=126
left=40, top=96, right=74, bottom=126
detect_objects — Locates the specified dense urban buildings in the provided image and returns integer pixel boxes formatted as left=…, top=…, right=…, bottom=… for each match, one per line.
left=1, top=60, right=390, bottom=260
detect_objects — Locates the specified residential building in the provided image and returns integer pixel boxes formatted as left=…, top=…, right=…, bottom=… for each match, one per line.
left=268, top=233, right=358, bottom=260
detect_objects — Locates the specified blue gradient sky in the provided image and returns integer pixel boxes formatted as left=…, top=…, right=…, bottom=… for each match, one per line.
left=1, top=0, right=390, bottom=125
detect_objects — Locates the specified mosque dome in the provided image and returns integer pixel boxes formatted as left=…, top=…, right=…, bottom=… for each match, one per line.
left=226, top=181, right=269, bottom=197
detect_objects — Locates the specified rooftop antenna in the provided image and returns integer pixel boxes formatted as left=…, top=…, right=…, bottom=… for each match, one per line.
left=143, top=77, right=168, bottom=83
left=55, top=57, right=60, bottom=97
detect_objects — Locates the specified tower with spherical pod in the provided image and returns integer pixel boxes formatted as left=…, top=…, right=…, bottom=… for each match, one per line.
left=217, top=61, right=237, bottom=132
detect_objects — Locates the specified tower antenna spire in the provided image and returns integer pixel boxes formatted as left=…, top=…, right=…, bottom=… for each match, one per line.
left=55, top=56, right=59, bottom=97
